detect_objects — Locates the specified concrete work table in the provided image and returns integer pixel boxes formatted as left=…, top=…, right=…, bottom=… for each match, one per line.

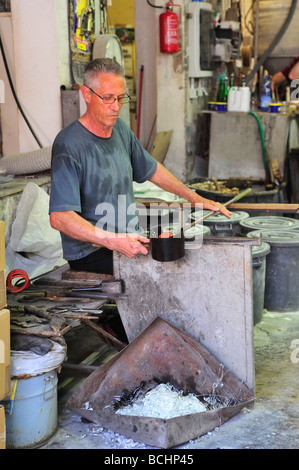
left=114, top=237, right=259, bottom=392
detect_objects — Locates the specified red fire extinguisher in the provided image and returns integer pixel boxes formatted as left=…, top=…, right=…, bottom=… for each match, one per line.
left=159, top=1, right=180, bottom=53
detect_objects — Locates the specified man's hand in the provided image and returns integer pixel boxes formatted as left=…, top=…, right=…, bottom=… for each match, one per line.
left=149, top=162, right=231, bottom=218
left=200, top=198, right=231, bottom=218
left=95, top=230, right=150, bottom=258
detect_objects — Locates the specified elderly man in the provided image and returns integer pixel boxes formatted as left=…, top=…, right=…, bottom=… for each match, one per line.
left=49, top=58, right=230, bottom=274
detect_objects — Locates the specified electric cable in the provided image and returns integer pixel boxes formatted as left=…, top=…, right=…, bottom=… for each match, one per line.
left=146, top=0, right=163, bottom=8
left=0, top=33, right=43, bottom=148
left=246, top=0, right=297, bottom=85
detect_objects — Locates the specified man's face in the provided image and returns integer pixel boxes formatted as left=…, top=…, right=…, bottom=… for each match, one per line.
left=85, top=73, right=126, bottom=128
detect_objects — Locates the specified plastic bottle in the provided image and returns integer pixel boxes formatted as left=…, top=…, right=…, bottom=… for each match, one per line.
left=260, top=75, right=272, bottom=112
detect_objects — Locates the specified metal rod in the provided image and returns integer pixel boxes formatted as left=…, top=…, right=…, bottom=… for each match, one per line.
left=188, top=187, right=252, bottom=230
left=83, top=318, right=127, bottom=349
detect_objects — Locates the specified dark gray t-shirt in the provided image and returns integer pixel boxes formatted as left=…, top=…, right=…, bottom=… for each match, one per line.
left=49, top=119, right=157, bottom=261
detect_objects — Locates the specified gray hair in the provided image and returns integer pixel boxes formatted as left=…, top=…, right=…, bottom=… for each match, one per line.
left=83, top=58, right=125, bottom=88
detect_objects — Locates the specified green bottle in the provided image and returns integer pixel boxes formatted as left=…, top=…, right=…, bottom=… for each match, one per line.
left=217, top=79, right=224, bottom=102
left=223, top=77, right=229, bottom=102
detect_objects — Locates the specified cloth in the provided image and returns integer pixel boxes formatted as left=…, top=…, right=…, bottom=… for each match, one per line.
left=49, top=118, right=157, bottom=261
left=68, top=247, right=113, bottom=274
left=281, top=56, right=299, bottom=79
left=6, top=182, right=66, bottom=279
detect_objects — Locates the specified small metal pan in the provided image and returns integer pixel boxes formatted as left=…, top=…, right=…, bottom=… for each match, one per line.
left=150, top=226, right=185, bottom=262
left=150, top=188, right=252, bottom=262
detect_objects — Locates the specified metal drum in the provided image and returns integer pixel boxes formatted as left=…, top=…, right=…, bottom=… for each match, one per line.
left=193, top=211, right=250, bottom=237
left=247, top=230, right=299, bottom=312
left=252, top=242, right=271, bottom=324
left=240, top=216, right=299, bottom=235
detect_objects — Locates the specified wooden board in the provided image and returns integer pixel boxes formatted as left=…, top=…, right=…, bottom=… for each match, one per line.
left=150, top=130, right=173, bottom=163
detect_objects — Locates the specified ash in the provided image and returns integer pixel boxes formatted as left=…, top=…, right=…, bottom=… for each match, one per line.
left=115, top=383, right=207, bottom=419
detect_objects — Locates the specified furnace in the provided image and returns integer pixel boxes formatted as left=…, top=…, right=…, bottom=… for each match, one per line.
left=67, top=317, right=254, bottom=449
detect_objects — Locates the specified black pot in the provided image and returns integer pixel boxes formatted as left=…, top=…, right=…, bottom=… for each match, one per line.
left=150, top=226, right=185, bottom=262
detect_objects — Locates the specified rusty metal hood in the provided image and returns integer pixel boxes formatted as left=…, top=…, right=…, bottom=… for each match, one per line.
left=67, top=317, right=254, bottom=448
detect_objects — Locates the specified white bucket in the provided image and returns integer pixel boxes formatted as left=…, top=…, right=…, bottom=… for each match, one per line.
left=5, top=371, right=58, bottom=448
left=5, top=340, right=65, bottom=448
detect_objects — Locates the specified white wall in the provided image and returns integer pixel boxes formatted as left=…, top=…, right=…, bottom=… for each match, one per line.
left=135, top=0, right=188, bottom=180
left=134, top=1, right=157, bottom=151
left=0, top=12, right=19, bottom=156
left=135, top=0, right=203, bottom=182
left=156, top=0, right=187, bottom=181
left=0, top=0, right=70, bottom=155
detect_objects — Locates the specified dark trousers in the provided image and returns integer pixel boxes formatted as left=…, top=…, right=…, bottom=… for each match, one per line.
left=68, top=248, right=113, bottom=275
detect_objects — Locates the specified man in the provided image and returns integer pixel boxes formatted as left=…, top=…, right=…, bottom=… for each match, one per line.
left=49, top=58, right=230, bottom=274
left=271, top=56, right=299, bottom=96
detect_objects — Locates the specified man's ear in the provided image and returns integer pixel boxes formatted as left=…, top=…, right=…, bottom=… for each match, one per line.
left=81, top=85, right=91, bottom=103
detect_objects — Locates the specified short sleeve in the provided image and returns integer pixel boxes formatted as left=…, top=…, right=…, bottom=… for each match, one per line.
left=49, top=153, right=82, bottom=213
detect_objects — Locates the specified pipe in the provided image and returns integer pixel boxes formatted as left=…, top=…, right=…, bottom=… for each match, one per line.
left=253, top=0, right=259, bottom=65
left=137, top=65, right=144, bottom=140
left=248, top=111, right=268, bottom=175
left=0, top=146, right=52, bottom=175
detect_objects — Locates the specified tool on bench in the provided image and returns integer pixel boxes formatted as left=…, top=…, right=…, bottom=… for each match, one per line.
left=71, top=280, right=123, bottom=293
left=46, top=306, right=104, bottom=315
left=7, top=270, right=126, bottom=300
left=34, top=280, right=126, bottom=300
left=6, top=266, right=64, bottom=293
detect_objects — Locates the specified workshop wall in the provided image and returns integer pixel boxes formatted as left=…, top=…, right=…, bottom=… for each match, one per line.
left=0, top=0, right=69, bottom=155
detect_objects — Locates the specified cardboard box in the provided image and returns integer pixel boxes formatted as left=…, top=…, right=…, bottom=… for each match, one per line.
left=0, top=221, right=5, bottom=272
left=0, top=309, right=10, bottom=401
left=0, top=405, right=5, bottom=449
left=0, top=270, right=6, bottom=310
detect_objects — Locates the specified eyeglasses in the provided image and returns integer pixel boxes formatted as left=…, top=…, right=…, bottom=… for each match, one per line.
left=85, top=86, right=131, bottom=104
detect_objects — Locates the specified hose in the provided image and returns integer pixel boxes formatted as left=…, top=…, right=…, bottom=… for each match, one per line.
left=6, top=269, right=31, bottom=293
left=0, top=33, right=43, bottom=148
left=246, top=0, right=297, bottom=85
left=0, top=146, right=52, bottom=175
left=248, top=111, right=268, bottom=174
left=146, top=0, right=163, bottom=8
left=137, top=65, right=144, bottom=140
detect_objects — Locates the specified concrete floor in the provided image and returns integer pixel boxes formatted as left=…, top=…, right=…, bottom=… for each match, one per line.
left=39, top=308, right=299, bottom=450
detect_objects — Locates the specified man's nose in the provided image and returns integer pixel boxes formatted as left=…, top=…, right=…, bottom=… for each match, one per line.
left=111, top=98, right=122, bottom=109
